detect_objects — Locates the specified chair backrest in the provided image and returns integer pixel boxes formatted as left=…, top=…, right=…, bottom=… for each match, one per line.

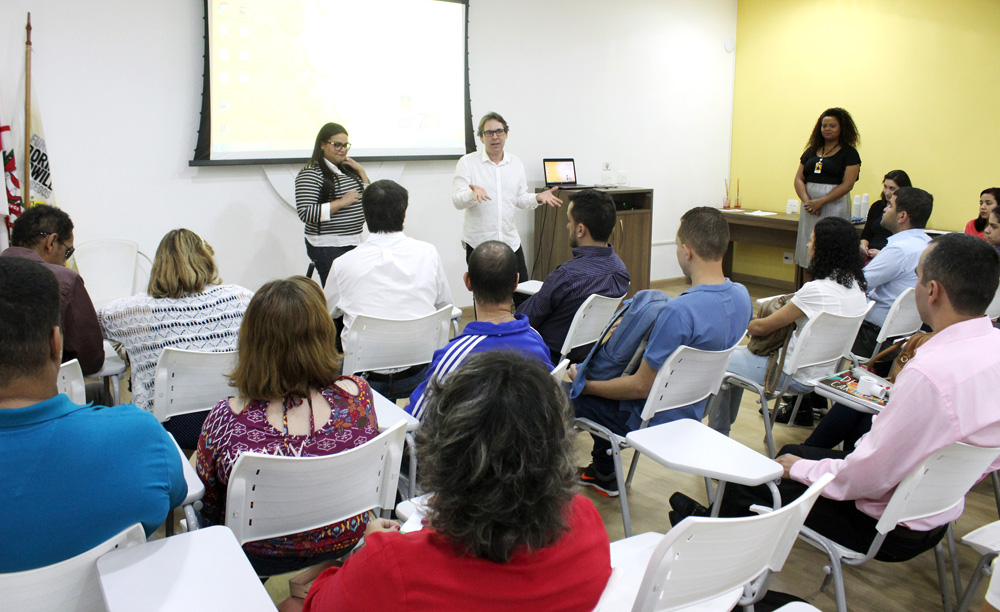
left=639, top=338, right=743, bottom=422
left=559, top=293, right=626, bottom=359
left=631, top=474, right=835, bottom=612
left=72, top=239, right=141, bottom=311
left=225, top=419, right=406, bottom=546
left=872, top=288, right=923, bottom=353
left=551, top=358, right=570, bottom=382
left=986, top=278, right=1000, bottom=321
left=152, top=348, right=237, bottom=423
left=876, top=441, right=1000, bottom=536
left=58, top=359, right=87, bottom=404
left=342, top=306, right=452, bottom=375
left=782, top=302, right=874, bottom=377
left=0, top=523, right=145, bottom=612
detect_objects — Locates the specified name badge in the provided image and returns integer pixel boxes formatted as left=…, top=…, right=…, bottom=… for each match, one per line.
left=814, top=160, right=823, bottom=174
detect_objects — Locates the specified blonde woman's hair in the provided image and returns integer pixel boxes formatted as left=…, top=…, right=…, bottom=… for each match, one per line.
left=147, top=229, right=221, bottom=298
left=228, top=276, right=341, bottom=400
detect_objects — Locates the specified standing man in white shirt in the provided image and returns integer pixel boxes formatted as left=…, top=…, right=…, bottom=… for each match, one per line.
left=326, top=179, right=453, bottom=399
left=452, top=112, right=563, bottom=284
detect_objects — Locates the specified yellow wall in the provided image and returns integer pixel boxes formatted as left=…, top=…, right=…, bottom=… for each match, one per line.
left=730, top=0, right=1000, bottom=282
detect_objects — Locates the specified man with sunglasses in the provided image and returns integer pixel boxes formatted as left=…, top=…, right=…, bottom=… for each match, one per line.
left=1, top=205, right=104, bottom=376
left=453, top=112, right=562, bottom=286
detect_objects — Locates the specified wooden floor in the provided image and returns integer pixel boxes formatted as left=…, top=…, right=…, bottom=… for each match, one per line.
left=170, top=279, right=998, bottom=610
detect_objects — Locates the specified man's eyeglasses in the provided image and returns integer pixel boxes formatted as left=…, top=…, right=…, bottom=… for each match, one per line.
left=37, top=232, right=75, bottom=260
left=482, top=128, right=507, bottom=138
left=326, top=141, right=351, bottom=152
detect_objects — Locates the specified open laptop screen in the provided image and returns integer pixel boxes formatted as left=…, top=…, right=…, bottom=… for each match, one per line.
left=543, top=159, right=578, bottom=186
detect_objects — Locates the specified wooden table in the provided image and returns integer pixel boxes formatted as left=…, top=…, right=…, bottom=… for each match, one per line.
left=720, top=210, right=803, bottom=290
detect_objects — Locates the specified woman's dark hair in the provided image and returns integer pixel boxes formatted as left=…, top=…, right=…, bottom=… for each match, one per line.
left=883, top=169, right=911, bottom=190
left=975, top=188, right=1000, bottom=233
left=415, top=351, right=575, bottom=563
left=305, top=122, right=361, bottom=183
left=807, top=217, right=868, bottom=291
left=803, top=107, right=860, bottom=155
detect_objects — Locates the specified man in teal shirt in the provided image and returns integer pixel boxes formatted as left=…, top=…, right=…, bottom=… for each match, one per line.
left=0, top=257, right=186, bottom=572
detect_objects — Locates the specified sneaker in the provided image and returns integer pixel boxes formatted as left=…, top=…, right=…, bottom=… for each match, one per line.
left=577, top=464, right=619, bottom=497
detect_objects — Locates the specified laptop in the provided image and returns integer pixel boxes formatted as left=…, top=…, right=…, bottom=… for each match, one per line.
left=543, top=158, right=594, bottom=189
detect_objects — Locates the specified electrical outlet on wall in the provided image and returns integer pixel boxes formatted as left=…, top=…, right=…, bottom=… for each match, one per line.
left=783, top=252, right=794, bottom=265
left=600, top=170, right=615, bottom=185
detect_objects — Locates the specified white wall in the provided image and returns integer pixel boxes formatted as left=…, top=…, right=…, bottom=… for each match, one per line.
left=0, top=0, right=736, bottom=306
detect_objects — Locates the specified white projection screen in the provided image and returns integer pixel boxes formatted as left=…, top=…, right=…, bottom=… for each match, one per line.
left=192, top=0, right=471, bottom=165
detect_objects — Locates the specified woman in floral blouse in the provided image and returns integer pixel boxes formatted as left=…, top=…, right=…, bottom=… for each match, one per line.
left=195, top=275, right=378, bottom=577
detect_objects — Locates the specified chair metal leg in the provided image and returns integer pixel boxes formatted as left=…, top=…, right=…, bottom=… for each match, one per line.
left=709, top=481, right=727, bottom=517
left=947, top=525, right=962, bottom=606
left=759, top=393, right=777, bottom=458
left=705, top=476, right=716, bottom=506
left=786, top=395, right=805, bottom=427
left=624, top=449, right=641, bottom=488
left=604, top=435, right=632, bottom=537
left=992, top=471, right=1000, bottom=517
left=957, top=552, right=998, bottom=612
left=934, top=541, right=955, bottom=612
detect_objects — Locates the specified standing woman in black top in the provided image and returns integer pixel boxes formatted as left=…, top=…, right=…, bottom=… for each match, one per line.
left=793, top=107, right=861, bottom=276
left=296, top=123, right=371, bottom=287
left=860, top=169, right=911, bottom=261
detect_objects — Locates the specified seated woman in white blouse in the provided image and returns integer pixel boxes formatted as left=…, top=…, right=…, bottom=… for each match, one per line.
left=98, top=228, right=252, bottom=447
left=709, top=216, right=870, bottom=436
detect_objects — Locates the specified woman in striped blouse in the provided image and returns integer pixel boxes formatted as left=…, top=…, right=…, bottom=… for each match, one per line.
left=295, top=123, right=371, bottom=287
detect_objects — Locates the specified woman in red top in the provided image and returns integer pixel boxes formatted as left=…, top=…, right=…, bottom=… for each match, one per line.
left=965, top=188, right=1000, bottom=239
left=283, top=351, right=612, bottom=612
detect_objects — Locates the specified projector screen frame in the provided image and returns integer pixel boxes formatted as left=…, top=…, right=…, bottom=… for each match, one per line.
left=190, top=0, right=475, bottom=167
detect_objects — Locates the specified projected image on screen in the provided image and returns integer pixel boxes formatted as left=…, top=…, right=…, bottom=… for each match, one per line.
left=203, top=0, right=468, bottom=162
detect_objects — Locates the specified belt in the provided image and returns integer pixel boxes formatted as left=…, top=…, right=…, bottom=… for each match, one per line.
left=362, top=365, right=425, bottom=383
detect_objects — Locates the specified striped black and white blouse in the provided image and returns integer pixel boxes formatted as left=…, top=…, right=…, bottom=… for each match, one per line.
left=295, top=159, right=366, bottom=247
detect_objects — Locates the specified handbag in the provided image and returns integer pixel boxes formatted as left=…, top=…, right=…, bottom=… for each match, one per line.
left=865, top=331, right=936, bottom=383
left=746, top=294, right=795, bottom=396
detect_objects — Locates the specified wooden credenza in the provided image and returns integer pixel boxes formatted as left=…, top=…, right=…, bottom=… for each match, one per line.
left=532, top=187, right=652, bottom=298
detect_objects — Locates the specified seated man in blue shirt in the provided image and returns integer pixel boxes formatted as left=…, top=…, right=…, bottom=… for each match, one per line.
left=569, top=207, right=752, bottom=497
left=517, top=189, right=630, bottom=363
left=406, top=241, right=551, bottom=421
left=853, top=186, right=933, bottom=356
left=0, top=257, right=186, bottom=572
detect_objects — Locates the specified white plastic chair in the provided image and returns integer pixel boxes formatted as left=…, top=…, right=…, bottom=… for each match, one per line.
left=152, top=348, right=237, bottom=424
left=224, top=419, right=406, bottom=550
left=0, top=523, right=145, bottom=612
left=59, top=359, right=87, bottom=404
left=92, top=341, right=127, bottom=406
left=986, top=279, right=1000, bottom=321
left=595, top=473, right=835, bottom=612
left=559, top=293, right=625, bottom=362
left=575, top=339, right=742, bottom=537
left=551, top=358, right=570, bottom=382
left=342, top=305, right=452, bottom=377
left=72, top=239, right=152, bottom=311
left=957, top=521, right=1000, bottom=612
left=724, top=303, right=874, bottom=458
left=342, top=306, right=452, bottom=499
left=799, top=441, right=1000, bottom=612
left=851, top=287, right=923, bottom=365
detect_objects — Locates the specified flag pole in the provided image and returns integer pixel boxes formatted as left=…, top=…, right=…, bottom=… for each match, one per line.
left=23, top=13, right=32, bottom=208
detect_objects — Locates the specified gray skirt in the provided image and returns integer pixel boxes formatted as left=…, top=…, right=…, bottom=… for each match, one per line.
left=796, top=182, right=851, bottom=266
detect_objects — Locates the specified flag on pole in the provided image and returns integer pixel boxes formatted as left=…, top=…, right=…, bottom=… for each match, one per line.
left=0, top=88, right=22, bottom=251
left=12, top=78, right=56, bottom=208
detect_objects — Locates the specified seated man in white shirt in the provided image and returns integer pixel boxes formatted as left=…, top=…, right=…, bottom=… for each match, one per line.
left=325, top=179, right=453, bottom=399
left=853, top=186, right=933, bottom=356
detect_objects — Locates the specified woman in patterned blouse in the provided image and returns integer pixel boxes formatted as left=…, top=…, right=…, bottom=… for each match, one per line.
left=195, top=276, right=379, bottom=577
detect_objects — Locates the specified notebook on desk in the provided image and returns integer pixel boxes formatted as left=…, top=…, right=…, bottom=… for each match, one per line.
left=543, top=158, right=594, bottom=189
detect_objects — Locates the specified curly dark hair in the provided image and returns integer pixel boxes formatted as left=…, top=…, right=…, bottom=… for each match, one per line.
left=803, top=107, right=860, bottom=155
left=415, top=351, right=575, bottom=563
left=807, top=217, right=868, bottom=291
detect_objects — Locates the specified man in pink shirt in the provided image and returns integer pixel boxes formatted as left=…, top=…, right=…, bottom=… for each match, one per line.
left=672, top=232, right=1000, bottom=561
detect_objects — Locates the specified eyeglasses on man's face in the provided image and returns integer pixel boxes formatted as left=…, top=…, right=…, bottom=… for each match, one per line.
left=36, top=231, right=74, bottom=260
left=482, top=128, right=507, bottom=138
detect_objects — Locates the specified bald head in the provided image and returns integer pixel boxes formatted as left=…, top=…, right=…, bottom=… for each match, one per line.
left=468, top=241, right=518, bottom=305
